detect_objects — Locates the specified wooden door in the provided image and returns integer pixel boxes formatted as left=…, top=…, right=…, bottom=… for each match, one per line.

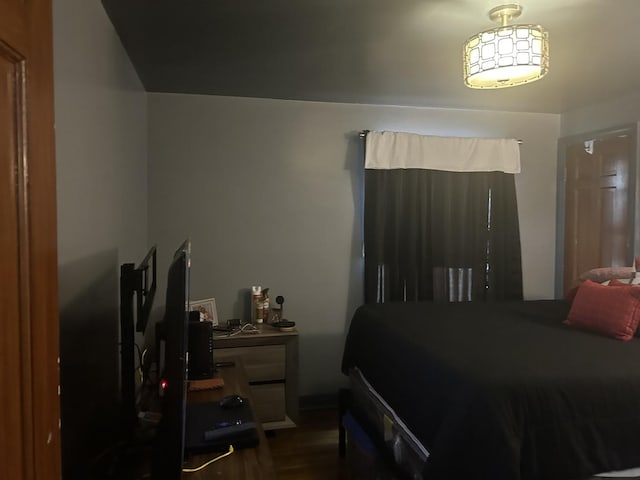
left=0, top=0, right=61, bottom=479
left=563, top=133, right=632, bottom=293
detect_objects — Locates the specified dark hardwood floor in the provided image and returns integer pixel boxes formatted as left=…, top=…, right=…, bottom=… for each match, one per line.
left=268, top=408, right=352, bottom=479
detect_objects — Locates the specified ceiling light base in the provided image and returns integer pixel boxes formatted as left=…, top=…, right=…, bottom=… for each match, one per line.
left=488, top=4, right=523, bottom=25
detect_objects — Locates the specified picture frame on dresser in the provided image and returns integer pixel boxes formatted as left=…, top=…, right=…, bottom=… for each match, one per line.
left=190, top=297, right=218, bottom=326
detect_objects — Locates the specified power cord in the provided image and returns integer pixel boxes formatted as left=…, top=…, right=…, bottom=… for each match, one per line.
left=181, top=445, right=235, bottom=473
left=227, top=323, right=260, bottom=337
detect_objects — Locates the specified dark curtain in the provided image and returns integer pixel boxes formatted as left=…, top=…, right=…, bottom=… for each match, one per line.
left=364, top=168, right=523, bottom=303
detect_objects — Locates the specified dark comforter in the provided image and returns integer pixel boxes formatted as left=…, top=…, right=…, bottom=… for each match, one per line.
left=341, top=300, right=640, bottom=480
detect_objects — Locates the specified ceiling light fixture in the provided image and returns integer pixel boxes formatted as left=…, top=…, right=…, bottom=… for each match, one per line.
left=463, top=3, right=549, bottom=89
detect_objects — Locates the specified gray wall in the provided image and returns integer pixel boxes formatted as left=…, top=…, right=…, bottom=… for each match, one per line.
left=148, top=93, right=560, bottom=397
left=54, top=0, right=148, bottom=475
left=560, top=91, right=640, bottom=137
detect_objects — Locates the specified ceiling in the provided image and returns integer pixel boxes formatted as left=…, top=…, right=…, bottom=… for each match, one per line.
left=101, top=0, right=640, bottom=114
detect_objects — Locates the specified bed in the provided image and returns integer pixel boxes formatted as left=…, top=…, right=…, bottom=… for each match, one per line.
left=341, top=299, right=640, bottom=480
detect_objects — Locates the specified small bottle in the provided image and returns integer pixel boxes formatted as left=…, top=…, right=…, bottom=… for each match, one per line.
left=251, top=286, right=262, bottom=324
left=256, top=301, right=264, bottom=324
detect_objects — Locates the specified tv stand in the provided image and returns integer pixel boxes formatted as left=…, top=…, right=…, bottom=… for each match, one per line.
left=99, top=358, right=275, bottom=479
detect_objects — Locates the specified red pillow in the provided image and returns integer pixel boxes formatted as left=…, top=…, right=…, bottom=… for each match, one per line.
left=564, top=279, right=640, bottom=340
left=608, top=279, right=640, bottom=338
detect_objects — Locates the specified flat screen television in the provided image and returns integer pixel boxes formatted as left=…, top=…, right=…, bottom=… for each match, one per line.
left=151, top=239, right=191, bottom=479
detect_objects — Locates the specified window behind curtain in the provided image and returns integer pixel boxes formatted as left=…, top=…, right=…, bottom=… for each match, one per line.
left=363, top=168, right=523, bottom=303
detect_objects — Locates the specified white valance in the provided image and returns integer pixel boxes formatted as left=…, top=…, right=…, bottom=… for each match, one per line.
left=365, top=131, right=520, bottom=174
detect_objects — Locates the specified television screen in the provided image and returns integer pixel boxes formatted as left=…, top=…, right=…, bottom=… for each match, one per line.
left=151, top=240, right=191, bottom=479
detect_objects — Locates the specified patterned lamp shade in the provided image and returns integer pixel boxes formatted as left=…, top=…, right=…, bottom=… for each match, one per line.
left=463, top=5, right=549, bottom=89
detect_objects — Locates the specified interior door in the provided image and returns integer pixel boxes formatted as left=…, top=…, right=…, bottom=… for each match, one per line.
left=0, top=0, right=61, bottom=479
left=561, top=131, right=633, bottom=294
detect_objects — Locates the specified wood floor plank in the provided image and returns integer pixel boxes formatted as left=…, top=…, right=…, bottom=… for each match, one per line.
left=268, top=408, right=352, bottom=480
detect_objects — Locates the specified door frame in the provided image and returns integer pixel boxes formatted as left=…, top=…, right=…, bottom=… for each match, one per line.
left=554, top=123, right=640, bottom=298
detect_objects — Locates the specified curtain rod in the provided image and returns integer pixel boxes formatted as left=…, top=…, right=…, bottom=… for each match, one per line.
left=359, top=130, right=523, bottom=144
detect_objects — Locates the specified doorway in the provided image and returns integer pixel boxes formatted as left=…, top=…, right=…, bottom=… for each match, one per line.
left=555, top=125, right=639, bottom=297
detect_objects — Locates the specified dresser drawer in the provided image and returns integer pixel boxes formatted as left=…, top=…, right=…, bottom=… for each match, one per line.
left=250, top=383, right=286, bottom=423
left=215, top=345, right=285, bottom=382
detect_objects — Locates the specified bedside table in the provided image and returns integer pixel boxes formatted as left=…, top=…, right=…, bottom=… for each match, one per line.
left=213, top=324, right=299, bottom=430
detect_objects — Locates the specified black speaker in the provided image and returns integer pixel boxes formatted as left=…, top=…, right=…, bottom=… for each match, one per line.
left=187, top=320, right=214, bottom=380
